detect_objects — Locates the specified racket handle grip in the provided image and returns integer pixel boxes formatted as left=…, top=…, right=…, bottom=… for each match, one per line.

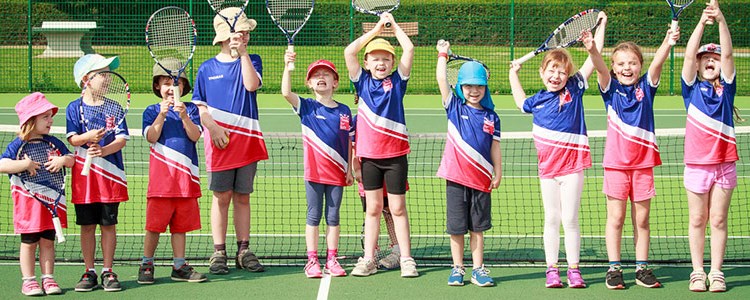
left=231, top=47, right=239, bottom=58
left=669, top=20, right=678, bottom=46
left=513, top=52, right=537, bottom=65
left=81, top=153, right=93, bottom=176
left=287, top=45, right=295, bottom=71
left=52, top=217, right=65, bottom=243
left=385, top=21, right=392, bottom=28
left=707, top=0, right=716, bottom=25
left=173, top=85, right=181, bottom=103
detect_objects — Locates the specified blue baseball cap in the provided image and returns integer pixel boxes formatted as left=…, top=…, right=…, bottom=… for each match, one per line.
left=455, top=61, right=494, bottom=110
left=73, top=54, right=120, bottom=88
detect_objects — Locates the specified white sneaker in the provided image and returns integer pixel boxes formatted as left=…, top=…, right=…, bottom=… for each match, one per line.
left=351, top=258, right=377, bottom=277
left=689, top=270, right=707, bottom=292
left=708, top=271, right=726, bottom=292
left=400, top=257, right=418, bottom=278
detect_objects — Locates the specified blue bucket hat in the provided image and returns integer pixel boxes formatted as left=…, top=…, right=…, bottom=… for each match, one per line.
left=455, top=61, right=494, bottom=110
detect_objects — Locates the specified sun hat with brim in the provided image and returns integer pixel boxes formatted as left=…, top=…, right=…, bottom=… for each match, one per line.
left=73, top=54, right=120, bottom=88
left=697, top=43, right=721, bottom=57
left=306, top=59, right=339, bottom=81
left=455, top=61, right=494, bottom=110
left=364, top=38, right=396, bottom=57
left=212, top=7, right=257, bottom=45
left=15, top=92, right=58, bottom=127
left=152, top=59, right=192, bottom=97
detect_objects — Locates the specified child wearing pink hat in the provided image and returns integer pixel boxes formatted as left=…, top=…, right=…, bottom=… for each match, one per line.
left=282, top=53, right=353, bottom=278
left=0, top=92, right=74, bottom=296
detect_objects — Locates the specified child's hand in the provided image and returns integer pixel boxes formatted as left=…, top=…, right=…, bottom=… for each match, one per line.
left=436, top=39, right=450, bottom=54
left=208, top=125, right=230, bottom=149
left=44, top=155, right=66, bottom=173
left=666, top=25, right=680, bottom=45
left=580, top=29, right=595, bottom=52
left=490, top=176, right=501, bottom=190
left=346, top=172, right=354, bottom=186
left=86, top=144, right=103, bottom=158
left=353, top=168, right=362, bottom=183
left=84, top=128, right=105, bottom=144
left=230, top=32, right=249, bottom=56
left=509, top=62, right=522, bottom=73
left=22, top=154, right=40, bottom=176
left=173, top=100, right=187, bottom=119
left=284, top=50, right=296, bottom=67
left=597, top=11, right=608, bottom=25
left=159, top=99, right=171, bottom=116
left=702, top=2, right=724, bottom=24
left=380, top=12, right=395, bottom=26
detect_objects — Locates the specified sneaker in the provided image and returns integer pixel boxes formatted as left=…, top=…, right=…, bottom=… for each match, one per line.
left=41, top=277, right=62, bottom=295
left=447, top=266, right=465, bottom=286
left=100, top=271, right=121, bottom=292
left=74, top=270, right=98, bottom=292
left=567, top=268, right=586, bottom=288
left=351, top=257, right=378, bottom=277
left=378, top=251, right=400, bottom=270
left=708, top=271, right=726, bottom=292
left=325, top=258, right=347, bottom=277
left=209, top=250, right=230, bottom=275
left=400, top=257, right=419, bottom=278
left=236, top=249, right=265, bottom=272
left=635, top=267, right=661, bottom=288
left=689, top=270, right=707, bottom=292
left=471, top=266, right=495, bottom=287
left=137, top=263, right=155, bottom=284
left=605, top=268, right=625, bottom=290
left=545, top=267, right=563, bottom=288
left=171, top=264, right=208, bottom=283
left=304, top=258, right=323, bottom=278
left=21, top=280, right=44, bottom=296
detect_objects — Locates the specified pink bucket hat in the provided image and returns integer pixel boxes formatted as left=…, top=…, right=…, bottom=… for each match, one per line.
left=15, top=92, right=58, bottom=127
left=306, top=59, right=339, bottom=81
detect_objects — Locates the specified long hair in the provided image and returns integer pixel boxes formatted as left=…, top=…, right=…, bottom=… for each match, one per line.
left=17, top=118, right=36, bottom=142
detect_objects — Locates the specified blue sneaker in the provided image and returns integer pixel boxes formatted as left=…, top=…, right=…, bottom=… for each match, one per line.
left=448, top=266, right=465, bottom=286
left=471, top=266, right=495, bottom=287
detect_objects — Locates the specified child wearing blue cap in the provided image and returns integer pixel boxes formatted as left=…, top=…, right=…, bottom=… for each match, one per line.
left=436, top=40, right=502, bottom=287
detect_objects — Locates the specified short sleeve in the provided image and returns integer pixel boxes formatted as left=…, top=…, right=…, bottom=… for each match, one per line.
left=65, top=101, right=81, bottom=138
left=522, top=95, right=535, bottom=114
left=492, top=112, right=501, bottom=141
left=142, top=105, right=158, bottom=136
left=251, top=54, right=263, bottom=86
left=191, top=67, right=206, bottom=105
left=1, top=139, right=21, bottom=160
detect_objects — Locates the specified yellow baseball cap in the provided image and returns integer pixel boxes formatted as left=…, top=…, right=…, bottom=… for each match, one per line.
left=212, top=7, right=257, bottom=45
left=365, top=38, right=396, bottom=56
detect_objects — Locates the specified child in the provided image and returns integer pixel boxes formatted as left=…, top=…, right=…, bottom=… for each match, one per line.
left=0, top=93, right=74, bottom=296
left=137, top=61, right=207, bottom=284
left=281, top=54, right=352, bottom=278
left=509, top=22, right=608, bottom=288
left=344, top=12, right=417, bottom=277
left=192, top=7, right=268, bottom=274
left=681, top=1, right=740, bottom=293
left=593, top=14, right=679, bottom=289
left=436, top=41, right=502, bottom=287
left=66, top=54, right=129, bottom=292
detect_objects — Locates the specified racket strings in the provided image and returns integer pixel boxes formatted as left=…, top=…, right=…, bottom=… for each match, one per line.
left=267, top=0, right=314, bottom=31
left=549, top=12, right=599, bottom=48
left=17, top=142, right=65, bottom=195
left=352, top=0, right=399, bottom=13
left=670, top=0, right=694, bottom=7
left=148, top=8, right=195, bottom=63
left=85, top=74, right=129, bottom=133
left=446, top=60, right=464, bottom=88
left=208, top=0, right=247, bottom=11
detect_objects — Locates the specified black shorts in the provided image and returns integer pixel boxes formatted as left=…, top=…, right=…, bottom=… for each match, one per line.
left=359, top=196, right=390, bottom=212
left=75, top=203, right=120, bottom=226
left=21, top=230, right=56, bottom=244
left=445, top=180, right=492, bottom=235
left=361, top=155, right=408, bottom=194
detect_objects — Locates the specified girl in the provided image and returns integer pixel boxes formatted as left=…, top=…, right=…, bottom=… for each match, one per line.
left=594, top=16, right=679, bottom=289
left=0, top=93, right=74, bottom=296
left=681, top=1, right=741, bottom=293
left=282, top=54, right=353, bottom=278
left=509, top=17, right=608, bottom=288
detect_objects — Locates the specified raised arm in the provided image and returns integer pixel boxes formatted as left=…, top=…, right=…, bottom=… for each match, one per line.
left=281, top=51, right=300, bottom=108
left=435, top=40, right=452, bottom=105
left=581, top=30, right=610, bottom=88
left=579, top=11, right=607, bottom=80
left=711, top=1, right=735, bottom=77
left=384, top=13, right=415, bottom=77
left=648, top=26, right=680, bottom=84
left=508, top=62, right=527, bottom=111
left=238, top=34, right=261, bottom=92
left=682, top=7, right=710, bottom=81
left=344, top=16, right=386, bottom=80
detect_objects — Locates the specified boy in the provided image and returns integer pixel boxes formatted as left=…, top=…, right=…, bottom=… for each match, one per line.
left=344, top=13, right=417, bottom=277
left=138, top=60, right=207, bottom=284
left=66, top=54, right=129, bottom=292
left=192, top=7, right=268, bottom=274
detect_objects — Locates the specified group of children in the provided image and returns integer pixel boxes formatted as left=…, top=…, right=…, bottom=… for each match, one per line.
left=2, top=1, right=740, bottom=295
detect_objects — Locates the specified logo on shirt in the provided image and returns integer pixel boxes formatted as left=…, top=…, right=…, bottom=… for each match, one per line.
left=635, top=87, right=644, bottom=102
left=559, top=88, right=572, bottom=106
left=382, top=78, right=393, bottom=92
left=208, top=74, right=224, bottom=80
left=339, top=114, right=350, bottom=131
left=47, top=148, right=61, bottom=159
left=483, top=118, right=494, bottom=135
left=105, top=115, right=116, bottom=131
left=716, top=85, right=724, bottom=97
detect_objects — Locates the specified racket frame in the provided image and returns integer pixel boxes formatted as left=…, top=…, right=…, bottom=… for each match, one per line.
left=352, top=0, right=400, bottom=28
left=145, top=6, right=198, bottom=103
left=666, top=0, right=695, bottom=45
left=208, top=0, right=251, bottom=58
left=265, top=0, right=316, bottom=71
left=512, top=9, right=601, bottom=65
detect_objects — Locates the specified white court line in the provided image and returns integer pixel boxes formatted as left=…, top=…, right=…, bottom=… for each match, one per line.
left=317, top=273, right=331, bottom=300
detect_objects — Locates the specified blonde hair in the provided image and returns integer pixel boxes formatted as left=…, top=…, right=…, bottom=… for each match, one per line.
left=611, top=42, right=644, bottom=65
left=540, top=49, right=575, bottom=76
left=17, top=118, right=36, bottom=142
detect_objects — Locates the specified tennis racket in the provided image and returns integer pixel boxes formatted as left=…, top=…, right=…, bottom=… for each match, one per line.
left=266, top=0, right=315, bottom=71
left=706, top=0, right=715, bottom=25
left=145, top=6, right=197, bottom=103
left=438, top=40, right=491, bottom=89
left=512, top=9, right=601, bottom=65
left=79, top=71, right=130, bottom=176
left=16, top=138, right=66, bottom=243
left=207, top=0, right=250, bottom=58
left=352, top=0, right=400, bottom=28
left=360, top=209, right=395, bottom=265
left=666, top=0, right=695, bottom=45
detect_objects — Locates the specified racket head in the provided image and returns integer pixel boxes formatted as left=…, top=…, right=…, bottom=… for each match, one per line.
left=15, top=138, right=66, bottom=204
left=667, top=0, right=695, bottom=9
left=145, top=6, right=197, bottom=85
left=352, top=0, right=400, bottom=16
left=79, top=71, right=130, bottom=135
left=265, top=0, right=315, bottom=41
left=208, top=0, right=250, bottom=29
left=541, top=9, right=601, bottom=51
left=446, top=55, right=490, bottom=90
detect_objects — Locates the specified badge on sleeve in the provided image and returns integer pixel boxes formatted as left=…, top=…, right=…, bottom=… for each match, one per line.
left=339, top=114, right=350, bottom=131
left=483, top=118, right=494, bottom=134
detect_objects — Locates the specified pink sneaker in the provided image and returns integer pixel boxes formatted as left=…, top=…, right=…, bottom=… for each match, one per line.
left=567, top=268, right=587, bottom=288
left=545, top=267, right=563, bottom=288
left=21, top=280, right=44, bottom=296
left=42, top=277, right=62, bottom=295
left=304, top=258, right=323, bottom=278
left=325, top=258, right=347, bottom=277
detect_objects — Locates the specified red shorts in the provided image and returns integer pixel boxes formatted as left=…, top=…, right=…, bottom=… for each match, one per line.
left=603, top=168, right=655, bottom=202
left=145, top=197, right=201, bottom=234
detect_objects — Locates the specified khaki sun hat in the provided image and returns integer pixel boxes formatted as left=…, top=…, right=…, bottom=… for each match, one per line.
left=152, top=58, right=191, bottom=97
left=212, top=7, right=257, bottom=45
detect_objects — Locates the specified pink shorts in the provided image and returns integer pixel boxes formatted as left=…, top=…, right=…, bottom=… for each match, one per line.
left=602, top=168, right=655, bottom=202
left=683, top=162, right=737, bottom=194
left=145, top=197, right=201, bottom=234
